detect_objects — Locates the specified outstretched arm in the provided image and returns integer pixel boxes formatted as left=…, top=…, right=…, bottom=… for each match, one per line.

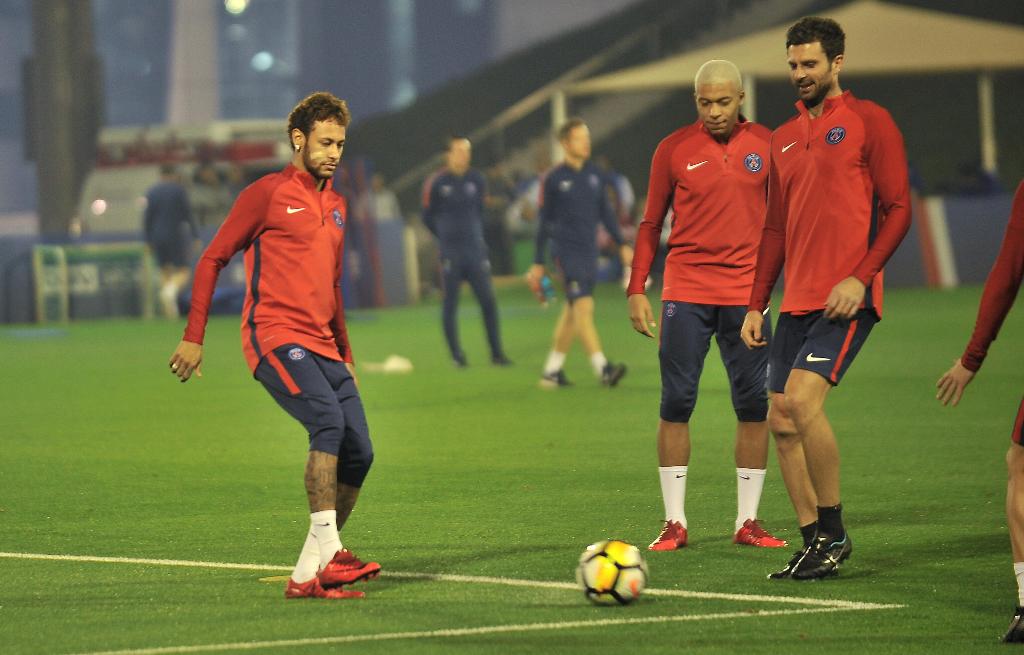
left=172, top=183, right=266, bottom=382
left=937, top=181, right=1024, bottom=405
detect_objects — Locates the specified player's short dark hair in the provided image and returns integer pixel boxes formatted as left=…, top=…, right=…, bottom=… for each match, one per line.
left=446, top=134, right=470, bottom=150
left=287, top=92, right=351, bottom=138
left=786, top=16, right=845, bottom=61
left=558, top=117, right=587, bottom=141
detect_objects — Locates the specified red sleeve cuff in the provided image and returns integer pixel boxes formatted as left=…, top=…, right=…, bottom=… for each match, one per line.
left=960, top=351, right=983, bottom=372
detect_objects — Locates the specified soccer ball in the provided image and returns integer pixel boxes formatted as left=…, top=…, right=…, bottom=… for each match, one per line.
left=575, top=539, right=648, bottom=605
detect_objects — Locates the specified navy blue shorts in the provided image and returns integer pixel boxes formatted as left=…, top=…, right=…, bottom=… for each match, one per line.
left=442, top=253, right=493, bottom=289
left=659, top=302, right=771, bottom=423
left=150, top=239, right=189, bottom=267
left=768, top=310, right=877, bottom=393
left=254, top=344, right=374, bottom=488
left=554, top=256, right=595, bottom=303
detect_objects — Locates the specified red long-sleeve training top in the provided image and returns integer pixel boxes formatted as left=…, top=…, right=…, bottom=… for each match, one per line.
left=748, top=91, right=912, bottom=317
left=961, top=181, right=1024, bottom=372
left=183, top=164, right=353, bottom=372
left=629, top=118, right=770, bottom=304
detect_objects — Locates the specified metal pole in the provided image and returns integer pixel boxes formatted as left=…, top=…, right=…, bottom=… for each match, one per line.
left=168, top=0, right=220, bottom=125
left=744, top=74, right=757, bottom=123
left=550, top=90, right=567, bottom=165
left=978, top=72, right=997, bottom=175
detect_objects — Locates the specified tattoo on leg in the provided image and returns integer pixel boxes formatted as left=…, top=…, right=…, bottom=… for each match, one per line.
left=305, top=450, right=338, bottom=512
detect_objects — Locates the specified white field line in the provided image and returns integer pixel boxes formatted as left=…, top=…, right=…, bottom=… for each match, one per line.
left=0, top=551, right=902, bottom=611
left=66, top=607, right=867, bottom=655
left=2, top=550, right=904, bottom=654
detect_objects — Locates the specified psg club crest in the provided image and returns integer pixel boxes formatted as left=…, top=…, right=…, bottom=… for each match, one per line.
left=665, top=302, right=676, bottom=318
left=465, top=182, right=477, bottom=196
left=826, top=126, right=846, bottom=145
left=588, top=174, right=600, bottom=189
left=743, top=153, right=763, bottom=173
left=332, top=209, right=344, bottom=228
left=288, top=347, right=306, bottom=361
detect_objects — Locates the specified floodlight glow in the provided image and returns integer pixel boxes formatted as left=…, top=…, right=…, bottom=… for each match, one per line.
left=251, top=51, right=274, bottom=72
left=224, top=0, right=248, bottom=15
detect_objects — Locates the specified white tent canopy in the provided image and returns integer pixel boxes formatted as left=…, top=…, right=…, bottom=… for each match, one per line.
left=563, top=0, right=1024, bottom=171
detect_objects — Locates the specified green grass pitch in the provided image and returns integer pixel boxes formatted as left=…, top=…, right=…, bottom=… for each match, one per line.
left=0, top=282, right=1020, bottom=654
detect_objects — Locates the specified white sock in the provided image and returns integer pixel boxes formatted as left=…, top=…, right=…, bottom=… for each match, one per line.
left=291, top=531, right=320, bottom=583
left=658, top=466, right=687, bottom=527
left=159, top=282, right=180, bottom=318
left=1015, top=562, right=1024, bottom=605
left=310, top=509, right=343, bottom=568
left=543, top=350, right=567, bottom=375
left=590, top=352, right=608, bottom=376
left=736, top=468, right=768, bottom=532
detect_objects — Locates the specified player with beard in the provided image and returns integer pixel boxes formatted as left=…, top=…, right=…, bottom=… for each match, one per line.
left=168, top=92, right=380, bottom=599
left=422, top=136, right=511, bottom=368
left=740, top=17, right=912, bottom=580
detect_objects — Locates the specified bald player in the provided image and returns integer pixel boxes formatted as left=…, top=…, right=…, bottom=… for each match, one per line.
left=629, top=60, right=786, bottom=552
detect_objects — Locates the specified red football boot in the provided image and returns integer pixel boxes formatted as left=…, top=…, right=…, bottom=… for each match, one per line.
left=285, top=577, right=365, bottom=599
left=648, top=520, right=688, bottom=551
left=733, top=519, right=788, bottom=548
left=318, top=548, right=382, bottom=588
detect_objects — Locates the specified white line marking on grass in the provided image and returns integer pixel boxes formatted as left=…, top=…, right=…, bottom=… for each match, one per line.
left=383, top=571, right=900, bottom=610
left=0, top=551, right=902, bottom=610
left=2, top=550, right=904, bottom=654
left=0, top=552, right=291, bottom=572
left=69, top=607, right=860, bottom=655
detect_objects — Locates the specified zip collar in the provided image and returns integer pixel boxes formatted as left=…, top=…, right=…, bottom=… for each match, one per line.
left=285, top=163, right=334, bottom=192
left=795, top=90, right=852, bottom=119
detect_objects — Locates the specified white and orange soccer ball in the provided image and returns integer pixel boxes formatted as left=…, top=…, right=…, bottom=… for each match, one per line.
left=575, top=539, right=648, bottom=605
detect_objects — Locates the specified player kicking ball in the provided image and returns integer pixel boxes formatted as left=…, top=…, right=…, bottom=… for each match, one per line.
left=628, top=60, right=786, bottom=552
left=169, top=92, right=380, bottom=599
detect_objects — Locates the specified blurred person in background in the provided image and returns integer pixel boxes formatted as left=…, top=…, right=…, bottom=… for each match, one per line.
left=627, top=60, right=787, bottom=553
left=370, top=173, right=401, bottom=222
left=529, top=118, right=632, bottom=388
left=143, top=164, right=199, bottom=318
left=422, top=136, right=511, bottom=367
left=596, top=154, right=636, bottom=285
left=937, top=181, right=1024, bottom=643
left=168, top=92, right=380, bottom=600
left=191, top=160, right=233, bottom=227
left=483, top=162, right=515, bottom=275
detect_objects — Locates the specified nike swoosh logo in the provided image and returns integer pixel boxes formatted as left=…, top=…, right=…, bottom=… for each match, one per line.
left=686, top=161, right=708, bottom=171
left=781, top=141, right=798, bottom=153
left=806, top=353, right=831, bottom=362
left=675, top=474, right=686, bottom=479
left=286, top=206, right=306, bottom=214
left=739, top=475, right=751, bottom=480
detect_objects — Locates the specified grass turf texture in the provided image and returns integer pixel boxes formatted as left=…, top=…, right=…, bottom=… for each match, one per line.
left=0, top=283, right=1019, bottom=654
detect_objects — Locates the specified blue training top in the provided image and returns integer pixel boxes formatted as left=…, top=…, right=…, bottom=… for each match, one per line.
left=144, top=180, right=198, bottom=245
left=423, top=169, right=488, bottom=258
left=534, top=161, right=623, bottom=266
